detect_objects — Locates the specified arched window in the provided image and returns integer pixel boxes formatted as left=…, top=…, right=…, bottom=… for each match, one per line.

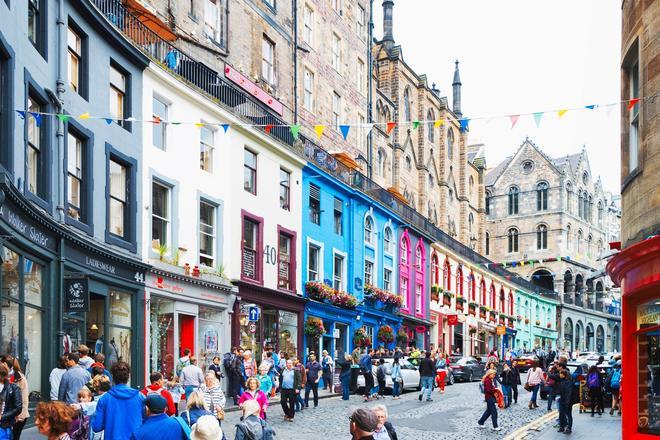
left=405, top=155, right=412, bottom=171
left=485, top=232, right=490, bottom=255
left=377, top=149, right=386, bottom=177
left=577, top=230, right=583, bottom=253
left=443, top=259, right=451, bottom=291
left=469, top=272, right=476, bottom=301
left=578, top=190, right=584, bottom=218
left=447, top=128, right=454, bottom=160
left=469, top=176, right=474, bottom=194
left=427, top=109, right=434, bottom=142
left=399, top=233, right=411, bottom=310
left=364, top=216, right=374, bottom=245
left=509, top=291, right=514, bottom=315
left=428, top=173, right=434, bottom=189
left=537, top=182, right=548, bottom=211
left=490, top=284, right=496, bottom=309
left=468, top=213, right=474, bottom=234
left=480, top=279, right=486, bottom=304
left=455, top=266, right=464, bottom=297
left=508, top=228, right=519, bottom=253
left=431, top=253, right=439, bottom=285
left=508, top=186, right=519, bottom=215
left=383, top=226, right=393, bottom=254
left=485, top=191, right=491, bottom=215
left=587, top=195, right=592, bottom=221
left=499, top=288, right=505, bottom=313
left=587, top=234, right=592, bottom=256
left=566, top=224, right=571, bottom=251
left=537, top=224, right=548, bottom=250
left=566, top=182, right=573, bottom=213
left=415, top=246, right=423, bottom=268
left=403, top=87, right=411, bottom=122
left=597, top=201, right=604, bottom=227
left=400, top=237, right=409, bottom=265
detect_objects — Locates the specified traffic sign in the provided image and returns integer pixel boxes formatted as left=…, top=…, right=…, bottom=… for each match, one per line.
left=248, top=306, right=260, bottom=322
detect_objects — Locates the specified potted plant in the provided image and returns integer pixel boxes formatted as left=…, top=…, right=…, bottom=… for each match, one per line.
left=442, top=291, right=452, bottom=306
left=431, top=285, right=441, bottom=302
left=469, top=327, right=477, bottom=334
left=353, top=328, right=372, bottom=348
left=396, top=329, right=409, bottom=345
left=364, top=284, right=388, bottom=309
left=386, top=293, right=403, bottom=313
left=524, top=318, right=530, bottom=324
left=377, top=325, right=394, bottom=343
left=304, top=317, right=325, bottom=339
left=535, top=320, right=541, bottom=326
left=468, top=301, right=478, bottom=316
left=546, top=323, right=552, bottom=329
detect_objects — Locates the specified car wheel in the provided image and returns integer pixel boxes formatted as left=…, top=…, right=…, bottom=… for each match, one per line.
left=468, top=371, right=473, bottom=382
left=448, top=373, right=455, bottom=385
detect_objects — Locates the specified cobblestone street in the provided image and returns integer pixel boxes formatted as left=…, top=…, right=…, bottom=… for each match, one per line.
left=222, top=380, right=551, bottom=439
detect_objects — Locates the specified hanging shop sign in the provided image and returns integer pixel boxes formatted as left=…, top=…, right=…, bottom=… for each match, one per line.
left=496, top=325, right=506, bottom=336
left=64, top=277, right=89, bottom=312
left=447, top=315, right=459, bottom=326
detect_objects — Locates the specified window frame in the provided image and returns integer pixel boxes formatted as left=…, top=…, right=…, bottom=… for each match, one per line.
left=507, top=228, right=519, bottom=253
left=151, top=179, right=172, bottom=253
left=383, top=268, right=392, bottom=292
left=24, top=75, right=51, bottom=209
left=28, top=0, right=47, bottom=59
left=357, top=58, right=365, bottom=93
left=152, top=95, right=169, bottom=150
left=277, top=225, right=296, bottom=293
left=364, top=259, right=374, bottom=286
left=261, top=35, right=275, bottom=86
left=303, top=67, right=314, bottom=110
left=332, top=92, right=341, bottom=127
left=109, top=61, right=131, bottom=131
left=333, top=251, right=346, bottom=291
left=0, top=34, right=14, bottom=172
left=364, top=215, right=374, bottom=246
left=303, top=4, right=314, bottom=46
left=383, top=226, right=393, bottom=255
left=67, top=19, right=88, bottom=99
left=333, top=197, right=343, bottom=235
left=356, top=4, right=366, bottom=40
left=309, top=184, right=321, bottom=225
left=307, top=241, right=322, bottom=282
left=199, top=124, right=215, bottom=172
left=332, top=33, right=341, bottom=72
left=64, top=118, right=93, bottom=234
left=537, top=181, right=548, bottom=211
left=105, top=144, right=137, bottom=252
left=199, top=198, right=218, bottom=268
left=537, top=224, right=548, bottom=250
left=244, top=148, right=257, bottom=195
left=508, top=186, right=519, bottom=215
left=241, top=210, right=264, bottom=283
left=203, top=0, right=228, bottom=49
left=279, top=168, right=291, bottom=211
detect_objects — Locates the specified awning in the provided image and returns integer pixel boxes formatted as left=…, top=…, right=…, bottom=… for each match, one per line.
left=123, top=0, right=177, bottom=41
left=387, top=187, right=409, bottom=205
left=330, top=152, right=362, bottom=170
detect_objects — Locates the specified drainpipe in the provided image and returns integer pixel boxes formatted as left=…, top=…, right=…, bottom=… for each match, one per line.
left=366, top=0, right=374, bottom=179
left=292, top=0, right=298, bottom=124
left=54, top=0, right=66, bottom=223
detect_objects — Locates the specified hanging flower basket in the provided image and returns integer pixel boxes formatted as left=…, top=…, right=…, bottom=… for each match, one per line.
left=396, top=329, right=409, bottom=345
left=516, top=315, right=523, bottom=322
left=305, top=282, right=357, bottom=309
left=524, top=318, right=530, bottom=324
left=536, top=320, right=541, bottom=326
left=546, top=323, right=552, bottom=329
left=377, top=325, right=394, bottom=343
left=304, top=317, right=325, bottom=339
left=353, top=328, right=372, bottom=348
left=469, top=327, right=477, bottom=334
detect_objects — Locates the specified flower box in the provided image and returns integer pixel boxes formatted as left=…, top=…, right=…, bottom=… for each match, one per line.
left=536, top=320, right=541, bottom=326
left=456, top=302, right=464, bottom=312
left=524, top=318, right=530, bottom=324
left=353, top=328, right=372, bottom=348
left=396, top=329, right=409, bottom=345
left=305, top=282, right=357, bottom=309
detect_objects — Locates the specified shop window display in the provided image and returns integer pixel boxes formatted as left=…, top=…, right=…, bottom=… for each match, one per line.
left=278, top=310, right=298, bottom=357
left=149, top=297, right=175, bottom=379
left=198, top=305, right=224, bottom=371
left=638, top=299, right=660, bottom=434
left=239, top=307, right=299, bottom=362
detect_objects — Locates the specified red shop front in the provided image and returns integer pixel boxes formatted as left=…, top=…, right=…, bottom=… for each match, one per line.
left=606, top=235, right=660, bottom=438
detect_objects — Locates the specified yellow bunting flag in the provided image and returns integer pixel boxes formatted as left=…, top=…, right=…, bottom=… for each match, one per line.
left=557, top=109, right=568, bottom=119
left=195, top=122, right=204, bottom=128
left=79, top=113, right=90, bottom=119
left=434, top=119, right=444, bottom=128
left=314, top=125, right=325, bottom=139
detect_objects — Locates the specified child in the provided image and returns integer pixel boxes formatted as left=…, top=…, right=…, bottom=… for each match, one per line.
left=557, top=369, right=574, bottom=434
left=257, top=364, right=273, bottom=396
left=69, top=387, right=95, bottom=440
left=376, top=359, right=387, bottom=399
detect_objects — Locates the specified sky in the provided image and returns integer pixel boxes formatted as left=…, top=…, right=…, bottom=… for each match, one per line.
left=372, top=1, right=622, bottom=194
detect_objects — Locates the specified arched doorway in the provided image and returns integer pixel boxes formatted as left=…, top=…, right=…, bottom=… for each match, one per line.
left=586, top=279, right=594, bottom=309
left=564, top=270, right=573, bottom=293
left=564, top=318, right=574, bottom=351
left=586, top=323, right=595, bottom=351
left=595, top=281, right=604, bottom=312
left=532, top=269, right=554, bottom=291
left=596, top=325, right=605, bottom=352
left=574, top=274, right=584, bottom=306
left=612, top=325, right=620, bottom=351
left=575, top=321, right=584, bottom=351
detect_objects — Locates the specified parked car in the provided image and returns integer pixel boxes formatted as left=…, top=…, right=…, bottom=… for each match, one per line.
left=448, top=356, right=485, bottom=382
left=357, top=358, right=420, bottom=393
left=513, top=353, right=538, bottom=372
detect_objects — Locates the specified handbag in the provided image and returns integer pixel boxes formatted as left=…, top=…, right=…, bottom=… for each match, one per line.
left=524, top=382, right=533, bottom=392
left=216, top=406, right=225, bottom=421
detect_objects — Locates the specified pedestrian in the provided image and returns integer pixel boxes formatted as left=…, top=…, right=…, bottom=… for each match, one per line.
left=586, top=365, right=604, bottom=416
left=372, top=405, right=397, bottom=440
left=176, top=349, right=192, bottom=377
left=50, top=356, right=68, bottom=401
left=141, top=372, right=177, bottom=416
left=293, top=357, right=307, bottom=412
left=229, top=348, right=245, bottom=405
left=499, top=363, right=516, bottom=408
left=376, top=359, right=387, bottom=399
left=336, top=354, right=352, bottom=401
left=351, top=348, right=361, bottom=393
left=199, top=372, right=226, bottom=421
left=208, top=356, right=224, bottom=383
left=35, top=401, right=76, bottom=440
left=189, top=415, right=223, bottom=440
left=92, top=361, right=145, bottom=440
left=525, top=360, right=544, bottom=409
left=0, top=362, right=22, bottom=438
left=69, top=387, right=93, bottom=440
left=255, top=364, right=273, bottom=397
left=321, top=350, right=334, bottom=391
left=359, top=349, right=374, bottom=402
left=234, top=399, right=276, bottom=440
left=557, top=369, right=574, bottom=433
left=477, top=369, right=501, bottom=431
left=279, top=359, right=301, bottom=422
left=390, top=358, right=402, bottom=400
left=87, top=354, right=111, bottom=380
left=242, top=351, right=257, bottom=382
left=545, top=361, right=561, bottom=411
left=1, top=355, right=29, bottom=439
left=77, top=345, right=94, bottom=370
left=304, top=353, right=322, bottom=408
left=607, top=360, right=622, bottom=415
left=435, top=352, right=448, bottom=394
left=504, top=349, right=512, bottom=366
left=349, top=408, right=379, bottom=440
left=238, top=377, right=268, bottom=420
left=418, top=351, right=435, bottom=402
left=512, top=362, right=521, bottom=404
left=58, top=353, right=92, bottom=404
left=179, top=391, right=212, bottom=428
left=180, top=356, right=205, bottom=398
left=132, top=395, right=187, bottom=440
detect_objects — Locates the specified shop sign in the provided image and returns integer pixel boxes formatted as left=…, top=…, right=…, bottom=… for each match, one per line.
left=65, top=245, right=145, bottom=284
left=637, top=301, right=660, bottom=327
left=447, top=315, right=459, bottom=326
left=64, top=277, right=89, bottom=312
left=333, top=328, right=340, bottom=339
left=0, top=204, right=56, bottom=251
left=224, top=65, right=284, bottom=116
left=496, top=325, right=506, bottom=335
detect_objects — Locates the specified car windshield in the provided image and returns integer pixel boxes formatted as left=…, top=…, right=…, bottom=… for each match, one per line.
left=453, top=357, right=469, bottom=366
left=449, top=356, right=463, bottom=364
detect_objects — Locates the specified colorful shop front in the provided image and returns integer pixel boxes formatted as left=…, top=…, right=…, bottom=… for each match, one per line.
left=514, top=289, right=559, bottom=352
left=0, top=174, right=149, bottom=409
left=145, top=265, right=236, bottom=382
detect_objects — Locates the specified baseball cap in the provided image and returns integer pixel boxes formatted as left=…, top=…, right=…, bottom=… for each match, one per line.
left=350, top=408, right=379, bottom=433
left=145, top=395, right=168, bottom=414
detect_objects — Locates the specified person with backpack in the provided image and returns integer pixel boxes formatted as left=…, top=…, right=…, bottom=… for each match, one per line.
left=235, top=399, right=276, bottom=440
left=141, top=372, right=177, bottom=416
left=179, top=391, right=212, bottom=428
left=321, top=350, right=334, bottom=392
left=228, top=348, right=245, bottom=405
left=376, top=359, right=387, bottom=399
left=586, top=365, right=604, bottom=416
left=358, top=349, right=374, bottom=402
left=607, top=361, right=622, bottom=415
left=177, top=349, right=192, bottom=377
left=499, top=363, right=516, bottom=408
left=132, top=395, right=187, bottom=440
left=545, top=361, right=561, bottom=411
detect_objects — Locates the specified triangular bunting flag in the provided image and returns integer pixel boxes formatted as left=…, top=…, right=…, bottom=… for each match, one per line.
left=531, top=261, right=535, bottom=268
left=15, top=110, right=25, bottom=119
left=221, top=124, right=229, bottom=133
left=290, top=124, right=301, bottom=139
left=509, top=115, right=520, bottom=128
left=29, top=112, right=42, bottom=127
left=126, top=117, right=136, bottom=122
left=194, top=122, right=204, bottom=128
left=314, top=125, right=325, bottom=139
left=386, top=121, right=396, bottom=134
left=585, top=104, right=597, bottom=110
left=556, top=256, right=562, bottom=262
left=533, top=112, right=543, bottom=128
left=104, top=118, right=113, bottom=125
left=539, top=259, right=543, bottom=264
left=56, top=114, right=71, bottom=123
left=79, top=113, right=90, bottom=119
left=520, top=260, right=525, bottom=267
left=459, top=118, right=469, bottom=132
left=170, top=122, right=181, bottom=125
left=557, top=109, right=568, bottom=119
left=412, top=120, right=419, bottom=130
left=339, top=125, right=350, bottom=140
left=434, top=119, right=444, bottom=128
left=511, top=262, right=517, bottom=268
left=627, top=98, right=641, bottom=111
left=265, top=124, right=274, bottom=134
left=152, top=116, right=161, bottom=124
left=484, top=263, right=489, bottom=269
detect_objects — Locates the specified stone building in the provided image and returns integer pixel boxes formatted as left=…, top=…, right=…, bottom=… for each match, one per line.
left=485, top=139, right=621, bottom=352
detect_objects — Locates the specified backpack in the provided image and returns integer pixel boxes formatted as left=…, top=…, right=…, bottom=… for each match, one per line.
left=223, top=352, right=234, bottom=371
left=376, top=365, right=386, bottom=381
left=146, top=386, right=165, bottom=397
left=236, top=419, right=277, bottom=440
left=610, top=369, right=621, bottom=389
left=587, top=373, right=600, bottom=389
left=69, top=412, right=90, bottom=440
left=176, top=357, right=189, bottom=376
left=174, top=416, right=192, bottom=440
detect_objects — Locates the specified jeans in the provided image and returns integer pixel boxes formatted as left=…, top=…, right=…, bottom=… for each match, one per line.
left=512, top=384, right=518, bottom=403
left=280, top=389, right=296, bottom=419
left=295, top=392, right=304, bottom=411
left=559, top=402, right=573, bottom=429
left=304, top=381, right=319, bottom=407
left=341, top=375, right=350, bottom=400
left=589, top=387, right=604, bottom=414
left=350, top=368, right=359, bottom=393
left=420, top=376, right=434, bottom=400
left=378, top=379, right=386, bottom=397
left=547, top=391, right=556, bottom=410
left=530, top=383, right=541, bottom=403
left=392, top=380, right=401, bottom=397
left=478, top=397, right=498, bottom=428
left=502, top=385, right=512, bottom=407
left=322, top=371, right=333, bottom=390
left=363, top=372, right=374, bottom=398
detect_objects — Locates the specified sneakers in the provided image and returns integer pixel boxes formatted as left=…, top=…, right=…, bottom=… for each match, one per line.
left=492, top=427, right=502, bottom=432
left=426, top=398, right=433, bottom=402
left=418, top=394, right=422, bottom=401
left=564, top=428, right=572, bottom=434
left=558, top=427, right=565, bottom=433
left=477, top=424, right=486, bottom=429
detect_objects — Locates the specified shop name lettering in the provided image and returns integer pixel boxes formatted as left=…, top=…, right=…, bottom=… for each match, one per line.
left=0, top=207, right=49, bottom=247
left=85, top=257, right=116, bottom=274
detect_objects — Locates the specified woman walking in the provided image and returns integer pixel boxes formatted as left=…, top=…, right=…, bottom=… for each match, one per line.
left=391, top=358, right=403, bottom=400
left=321, top=350, right=334, bottom=392
left=500, top=363, right=516, bottom=408
left=586, top=365, right=604, bottom=416
left=179, top=391, right=213, bottom=427
left=525, top=361, right=544, bottom=408
left=477, top=369, right=501, bottom=431
left=238, top=377, right=269, bottom=419
left=2, top=355, right=29, bottom=439
left=435, top=353, right=448, bottom=394
left=0, top=362, right=22, bottom=438
left=336, top=354, right=352, bottom=401
left=35, top=402, right=76, bottom=440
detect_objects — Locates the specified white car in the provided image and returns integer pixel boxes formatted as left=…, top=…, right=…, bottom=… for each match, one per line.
left=356, top=358, right=421, bottom=392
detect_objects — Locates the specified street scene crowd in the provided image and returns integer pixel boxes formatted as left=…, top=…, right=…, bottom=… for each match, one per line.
left=0, top=342, right=624, bottom=439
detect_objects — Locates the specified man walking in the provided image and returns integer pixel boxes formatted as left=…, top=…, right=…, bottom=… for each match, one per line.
left=141, top=372, right=176, bottom=416
left=58, top=352, right=92, bottom=404
left=304, top=353, right=322, bottom=408
left=179, top=356, right=205, bottom=398
left=228, top=347, right=245, bottom=405
left=418, top=351, right=435, bottom=402
left=132, top=395, right=184, bottom=440
left=77, top=345, right=94, bottom=370
left=359, top=349, right=374, bottom=402
left=279, top=359, right=301, bottom=421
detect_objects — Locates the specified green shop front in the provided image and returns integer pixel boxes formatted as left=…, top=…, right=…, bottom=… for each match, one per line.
left=0, top=177, right=148, bottom=411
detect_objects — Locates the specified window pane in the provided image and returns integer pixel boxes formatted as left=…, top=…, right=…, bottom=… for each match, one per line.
left=152, top=97, right=167, bottom=149
left=107, top=326, right=131, bottom=370
left=152, top=182, right=168, bottom=219
left=109, top=66, right=125, bottom=91
left=149, top=297, right=175, bottom=377
left=109, top=161, right=126, bottom=200
left=109, top=198, right=125, bottom=237
left=152, top=182, right=169, bottom=249
left=278, top=310, right=298, bottom=357
left=24, top=259, right=43, bottom=306
left=2, top=248, right=19, bottom=299
left=25, top=306, right=43, bottom=404
left=243, top=220, right=256, bottom=249
left=0, top=300, right=19, bottom=359
left=109, top=289, right=131, bottom=326
left=199, top=201, right=215, bottom=266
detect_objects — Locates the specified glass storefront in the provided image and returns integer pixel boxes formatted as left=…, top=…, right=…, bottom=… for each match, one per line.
left=149, top=297, right=175, bottom=378
left=637, top=299, right=659, bottom=435
left=238, top=306, right=299, bottom=361
left=198, top=305, right=225, bottom=372
left=335, top=323, right=348, bottom=360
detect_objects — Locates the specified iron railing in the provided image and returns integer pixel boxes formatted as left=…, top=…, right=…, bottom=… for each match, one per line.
left=91, top=0, right=557, bottom=297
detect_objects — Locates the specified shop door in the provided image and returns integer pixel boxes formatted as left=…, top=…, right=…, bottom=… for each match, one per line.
left=335, top=323, right=348, bottom=360
left=179, top=314, right=195, bottom=358
left=454, top=323, right=464, bottom=354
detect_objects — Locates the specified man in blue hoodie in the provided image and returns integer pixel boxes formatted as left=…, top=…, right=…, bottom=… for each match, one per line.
left=132, top=395, right=186, bottom=440
left=93, top=361, right=145, bottom=440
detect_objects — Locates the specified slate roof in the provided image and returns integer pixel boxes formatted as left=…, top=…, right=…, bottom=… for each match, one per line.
left=485, top=156, right=512, bottom=186
left=551, top=153, right=582, bottom=173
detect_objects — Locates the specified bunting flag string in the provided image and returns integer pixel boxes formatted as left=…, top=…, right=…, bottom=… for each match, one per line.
left=481, top=256, right=575, bottom=270
left=10, top=95, right=655, bottom=141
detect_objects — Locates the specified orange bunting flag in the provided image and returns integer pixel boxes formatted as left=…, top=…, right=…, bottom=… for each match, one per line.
left=79, top=113, right=90, bottom=120
left=434, top=119, right=444, bottom=128
left=314, top=125, right=325, bottom=139
left=152, top=116, right=162, bottom=124
left=386, top=121, right=396, bottom=135
left=627, top=98, right=641, bottom=110
left=265, top=124, right=274, bottom=134
left=509, top=115, right=520, bottom=128
left=557, top=109, right=568, bottom=119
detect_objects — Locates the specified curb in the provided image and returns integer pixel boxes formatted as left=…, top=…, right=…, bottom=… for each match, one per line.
left=504, top=409, right=559, bottom=440
left=224, top=392, right=340, bottom=413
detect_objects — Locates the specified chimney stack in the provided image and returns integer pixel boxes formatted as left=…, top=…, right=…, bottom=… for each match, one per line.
left=382, top=0, right=394, bottom=52
left=452, top=60, right=462, bottom=117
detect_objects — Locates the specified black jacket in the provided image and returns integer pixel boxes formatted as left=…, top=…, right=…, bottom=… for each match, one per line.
left=557, top=378, right=573, bottom=405
left=547, top=366, right=561, bottom=393
left=418, top=358, right=435, bottom=377
left=0, top=382, right=22, bottom=428
left=336, top=359, right=352, bottom=380
left=384, top=421, right=398, bottom=440
left=500, top=369, right=516, bottom=386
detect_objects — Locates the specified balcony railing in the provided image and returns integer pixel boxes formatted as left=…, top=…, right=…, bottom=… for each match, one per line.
left=563, top=293, right=573, bottom=305
left=91, top=0, right=557, bottom=298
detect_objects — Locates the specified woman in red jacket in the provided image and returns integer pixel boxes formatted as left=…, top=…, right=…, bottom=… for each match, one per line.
left=477, top=369, right=501, bottom=431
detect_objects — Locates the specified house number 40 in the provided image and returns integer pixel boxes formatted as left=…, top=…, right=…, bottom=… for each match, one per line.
left=264, top=245, right=276, bottom=265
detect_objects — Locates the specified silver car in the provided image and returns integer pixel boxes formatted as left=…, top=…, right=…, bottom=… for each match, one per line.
left=357, top=358, right=422, bottom=392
